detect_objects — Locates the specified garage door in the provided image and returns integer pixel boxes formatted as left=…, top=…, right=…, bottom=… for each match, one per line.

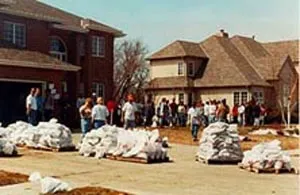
left=0, top=81, right=44, bottom=126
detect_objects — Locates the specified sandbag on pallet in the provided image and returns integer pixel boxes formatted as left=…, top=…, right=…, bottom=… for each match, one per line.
left=0, top=119, right=74, bottom=150
left=78, top=125, right=169, bottom=162
left=239, top=140, right=295, bottom=174
left=196, top=122, right=243, bottom=163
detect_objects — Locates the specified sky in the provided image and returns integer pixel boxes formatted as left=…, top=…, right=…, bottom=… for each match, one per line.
left=40, top=0, right=299, bottom=53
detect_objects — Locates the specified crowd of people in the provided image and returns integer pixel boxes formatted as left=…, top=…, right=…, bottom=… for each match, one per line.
left=25, top=88, right=268, bottom=140
left=26, top=88, right=54, bottom=126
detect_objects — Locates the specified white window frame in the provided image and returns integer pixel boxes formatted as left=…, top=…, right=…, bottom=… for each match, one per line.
left=178, top=62, right=184, bottom=76
left=188, top=62, right=195, bottom=76
left=92, top=82, right=105, bottom=98
left=49, top=36, right=68, bottom=62
left=92, top=36, right=105, bottom=57
left=3, top=21, right=26, bottom=47
left=233, top=91, right=248, bottom=105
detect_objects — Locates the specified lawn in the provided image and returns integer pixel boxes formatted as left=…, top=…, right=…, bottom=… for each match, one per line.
left=152, top=126, right=299, bottom=151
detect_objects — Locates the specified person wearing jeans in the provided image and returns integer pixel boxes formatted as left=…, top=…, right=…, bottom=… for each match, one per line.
left=122, top=94, right=137, bottom=130
left=79, top=98, right=93, bottom=138
left=92, top=97, right=109, bottom=129
left=188, top=102, right=201, bottom=141
left=26, top=88, right=38, bottom=126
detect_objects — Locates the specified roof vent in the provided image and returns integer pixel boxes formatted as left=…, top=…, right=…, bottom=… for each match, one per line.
left=80, top=19, right=90, bottom=29
left=217, top=29, right=229, bottom=38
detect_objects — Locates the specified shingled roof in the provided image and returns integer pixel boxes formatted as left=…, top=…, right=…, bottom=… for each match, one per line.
left=147, top=76, right=194, bottom=89
left=193, top=35, right=270, bottom=88
left=0, top=47, right=81, bottom=71
left=0, top=0, right=124, bottom=37
left=230, top=35, right=286, bottom=80
left=148, top=40, right=207, bottom=60
left=263, top=40, right=299, bottom=63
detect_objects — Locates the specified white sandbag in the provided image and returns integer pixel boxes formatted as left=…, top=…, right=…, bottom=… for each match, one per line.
left=41, top=177, right=70, bottom=194
left=78, top=125, right=169, bottom=160
left=196, top=122, right=243, bottom=162
left=240, top=139, right=292, bottom=170
left=0, top=138, right=18, bottom=156
left=29, top=172, right=42, bottom=183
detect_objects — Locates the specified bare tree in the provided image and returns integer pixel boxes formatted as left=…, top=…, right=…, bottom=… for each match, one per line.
left=113, top=39, right=149, bottom=103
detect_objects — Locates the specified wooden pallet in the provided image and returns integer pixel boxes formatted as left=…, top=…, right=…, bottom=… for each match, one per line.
left=197, top=157, right=241, bottom=165
left=25, top=145, right=77, bottom=152
left=106, top=155, right=172, bottom=164
left=238, top=163, right=299, bottom=174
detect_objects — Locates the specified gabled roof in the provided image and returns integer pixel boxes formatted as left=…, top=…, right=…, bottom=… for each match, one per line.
left=230, top=35, right=286, bottom=80
left=194, top=35, right=270, bottom=88
left=0, top=47, right=81, bottom=72
left=148, top=40, right=207, bottom=60
left=146, top=76, right=194, bottom=89
left=0, top=0, right=124, bottom=37
left=263, top=40, right=299, bottom=62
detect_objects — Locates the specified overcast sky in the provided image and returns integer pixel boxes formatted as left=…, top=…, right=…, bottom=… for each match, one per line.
left=41, top=0, right=299, bottom=53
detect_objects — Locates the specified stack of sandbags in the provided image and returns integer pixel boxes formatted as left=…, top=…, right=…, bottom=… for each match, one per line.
left=0, top=138, right=18, bottom=156
left=240, top=140, right=292, bottom=171
left=1, top=119, right=74, bottom=149
left=196, top=122, right=243, bottom=162
left=35, top=119, right=74, bottom=149
left=79, top=125, right=169, bottom=161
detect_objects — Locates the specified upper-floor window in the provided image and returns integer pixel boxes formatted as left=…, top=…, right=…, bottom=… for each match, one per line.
left=3, top=21, right=26, bottom=47
left=92, top=82, right=105, bottom=98
left=92, top=36, right=105, bottom=57
left=188, top=62, right=195, bottom=76
left=178, top=62, right=184, bottom=75
left=50, top=37, right=67, bottom=62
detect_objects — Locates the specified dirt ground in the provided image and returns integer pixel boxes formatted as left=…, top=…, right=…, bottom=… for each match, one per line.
left=0, top=171, right=28, bottom=186
left=154, top=126, right=299, bottom=151
left=51, top=186, right=131, bottom=195
left=0, top=133, right=299, bottom=195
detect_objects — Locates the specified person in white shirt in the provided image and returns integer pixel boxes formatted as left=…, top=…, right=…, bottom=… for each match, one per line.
left=26, top=88, right=38, bottom=125
left=122, top=94, right=137, bottom=129
left=204, top=101, right=210, bottom=126
left=188, top=102, right=201, bottom=141
left=208, top=100, right=217, bottom=124
left=92, top=97, right=109, bottom=129
left=238, top=103, right=245, bottom=126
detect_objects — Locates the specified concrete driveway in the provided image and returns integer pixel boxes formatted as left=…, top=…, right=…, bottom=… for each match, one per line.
left=0, top=134, right=299, bottom=195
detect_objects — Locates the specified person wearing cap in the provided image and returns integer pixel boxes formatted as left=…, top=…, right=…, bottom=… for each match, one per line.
left=92, top=97, right=109, bottom=129
left=122, top=94, right=137, bottom=130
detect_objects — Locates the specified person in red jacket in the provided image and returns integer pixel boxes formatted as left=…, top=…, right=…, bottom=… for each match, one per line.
left=232, top=104, right=239, bottom=124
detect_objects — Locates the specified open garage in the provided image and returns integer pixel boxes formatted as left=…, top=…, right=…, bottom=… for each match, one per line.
left=0, top=80, right=44, bottom=126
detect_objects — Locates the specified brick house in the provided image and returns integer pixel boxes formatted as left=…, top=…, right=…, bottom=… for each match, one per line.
left=146, top=30, right=299, bottom=113
left=0, top=0, right=124, bottom=125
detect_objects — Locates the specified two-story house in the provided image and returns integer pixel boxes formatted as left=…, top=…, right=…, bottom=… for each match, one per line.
left=146, top=30, right=298, bottom=112
left=0, top=0, right=124, bottom=125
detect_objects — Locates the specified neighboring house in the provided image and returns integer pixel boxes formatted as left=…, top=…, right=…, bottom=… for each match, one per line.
left=146, top=30, right=299, bottom=111
left=0, top=0, right=124, bottom=124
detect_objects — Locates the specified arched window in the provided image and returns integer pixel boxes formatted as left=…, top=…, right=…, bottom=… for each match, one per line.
left=49, top=37, right=67, bottom=62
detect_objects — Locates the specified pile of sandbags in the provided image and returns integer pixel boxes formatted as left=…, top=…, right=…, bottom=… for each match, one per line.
left=196, top=122, right=243, bottom=162
left=79, top=125, right=169, bottom=161
left=0, top=119, right=74, bottom=149
left=250, top=129, right=278, bottom=136
left=0, top=138, right=18, bottom=156
left=240, top=140, right=292, bottom=170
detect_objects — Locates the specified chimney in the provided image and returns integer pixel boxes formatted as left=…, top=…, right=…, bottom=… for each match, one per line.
left=80, top=19, right=90, bottom=29
left=218, top=29, right=229, bottom=38
left=252, top=35, right=255, bottom=40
